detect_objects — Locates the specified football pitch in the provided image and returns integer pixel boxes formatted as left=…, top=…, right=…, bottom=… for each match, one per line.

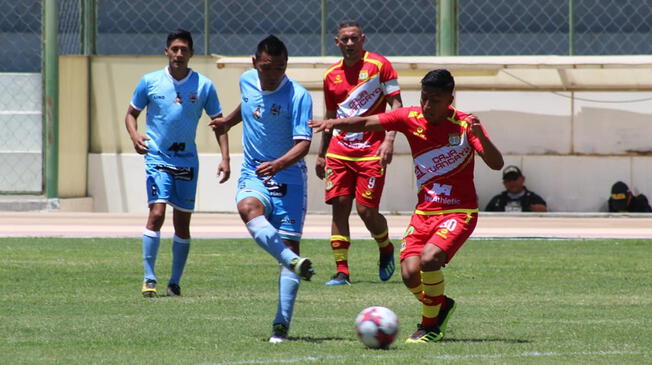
left=2, top=237, right=650, bottom=364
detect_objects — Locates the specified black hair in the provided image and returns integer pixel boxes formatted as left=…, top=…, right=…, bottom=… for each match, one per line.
left=167, top=29, right=193, bottom=51
left=255, top=35, right=288, bottom=59
left=421, top=69, right=455, bottom=93
left=338, top=20, right=362, bottom=32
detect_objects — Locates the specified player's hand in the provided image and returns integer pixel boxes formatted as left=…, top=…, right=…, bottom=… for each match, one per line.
left=315, top=156, right=326, bottom=179
left=376, top=140, right=394, bottom=166
left=467, top=115, right=485, bottom=139
left=217, top=158, right=231, bottom=184
left=209, top=118, right=230, bottom=136
left=130, top=134, right=150, bottom=154
left=308, top=119, right=334, bottom=134
left=255, top=161, right=280, bottom=180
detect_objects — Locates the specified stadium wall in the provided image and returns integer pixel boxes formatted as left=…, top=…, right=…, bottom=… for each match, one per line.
left=61, top=56, right=652, bottom=213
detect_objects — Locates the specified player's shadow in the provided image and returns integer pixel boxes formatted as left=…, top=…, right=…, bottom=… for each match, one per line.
left=263, top=336, right=351, bottom=343
left=444, top=338, right=530, bottom=344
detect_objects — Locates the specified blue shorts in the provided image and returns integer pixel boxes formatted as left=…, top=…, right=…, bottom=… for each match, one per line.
left=146, top=163, right=198, bottom=212
left=236, top=174, right=307, bottom=241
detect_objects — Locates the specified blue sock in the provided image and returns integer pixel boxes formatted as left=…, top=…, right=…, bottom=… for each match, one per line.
left=273, top=266, right=301, bottom=327
left=169, top=235, right=190, bottom=285
left=246, top=216, right=299, bottom=268
left=142, top=229, right=160, bottom=282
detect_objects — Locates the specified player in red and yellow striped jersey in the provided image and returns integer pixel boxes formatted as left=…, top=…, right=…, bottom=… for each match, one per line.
left=310, top=69, right=504, bottom=343
left=316, top=21, right=403, bottom=286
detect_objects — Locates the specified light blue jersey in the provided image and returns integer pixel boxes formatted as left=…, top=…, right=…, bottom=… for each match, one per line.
left=239, top=69, right=313, bottom=184
left=131, top=67, right=222, bottom=167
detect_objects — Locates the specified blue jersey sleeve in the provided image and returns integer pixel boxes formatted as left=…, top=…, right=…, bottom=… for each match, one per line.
left=292, top=88, right=313, bottom=141
left=130, top=76, right=149, bottom=110
left=204, top=82, right=222, bottom=118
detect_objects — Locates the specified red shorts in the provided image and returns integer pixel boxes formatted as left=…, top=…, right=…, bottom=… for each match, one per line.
left=324, top=157, right=386, bottom=208
left=399, top=212, right=478, bottom=263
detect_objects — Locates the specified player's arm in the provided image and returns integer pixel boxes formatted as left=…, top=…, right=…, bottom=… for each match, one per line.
left=468, top=115, right=504, bottom=170
left=209, top=104, right=242, bottom=136
left=314, top=109, right=336, bottom=179
left=255, top=140, right=311, bottom=179
left=210, top=113, right=231, bottom=184
left=125, top=105, right=149, bottom=154
left=309, top=114, right=384, bottom=134
left=376, top=94, right=403, bottom=165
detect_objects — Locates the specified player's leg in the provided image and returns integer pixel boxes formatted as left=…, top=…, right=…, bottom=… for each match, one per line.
left=141, top=164, right=171, bottom=297
left=165, top=170, right=197, bottom=296
left=405, top=212, right=478, bottom=343
left=167, top=209, right=191, bottom=296
left=324, top=157, right=355, bottom=285
left=326, top=195, right=353, bottom=285
left=354, top=160, right=394, bottom=281
left=270, top=239, right=301, bottom=343
left=237, top=176, right=312, bottom=279
left=268, top=182, right=310, bottom=343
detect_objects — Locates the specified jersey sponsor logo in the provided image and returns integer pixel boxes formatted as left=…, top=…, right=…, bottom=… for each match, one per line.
left=423, top=183, right=461, bottom=205
left=153, top=95, right=165, bottom=100
left=413, top=126, right=426, bottom=139
left=264, top=179, right=287, bottom=197
left=413, top=134, right=472, bottom=187
left=448, top=134, right=461, bottom=146
left=337, top=74, right=383, bottom=118
left=359, top=70, right=369, bottom=81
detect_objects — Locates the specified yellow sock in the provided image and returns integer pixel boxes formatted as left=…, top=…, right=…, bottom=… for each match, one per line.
left=421, top=270, right=445, bottom=326
left=408, top=283, right=424, bottom=303
left=372, top=229, right=393, bottom=253
left=330, top=235, right=350, bottom=275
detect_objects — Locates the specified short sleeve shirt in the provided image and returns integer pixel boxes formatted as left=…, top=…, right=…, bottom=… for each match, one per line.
left=378, top=106, right=486, bottom=212
left=323, top=51, right=400, bottom=159
left=130, top=67, right=221, bottom=167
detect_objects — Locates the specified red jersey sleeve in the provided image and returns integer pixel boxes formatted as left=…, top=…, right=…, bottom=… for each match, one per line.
left=323, top=77, right=337, bottom=111
left=378, top=107, right=410, bottom=133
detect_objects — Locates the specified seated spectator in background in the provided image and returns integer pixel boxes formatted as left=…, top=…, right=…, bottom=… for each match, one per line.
left=485, top=165, right=547, bottom=212
left=608, top=181, right=651, bottom=212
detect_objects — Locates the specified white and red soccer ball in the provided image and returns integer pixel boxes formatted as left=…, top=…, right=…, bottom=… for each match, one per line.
left=355, top=306, right=399, bottom=349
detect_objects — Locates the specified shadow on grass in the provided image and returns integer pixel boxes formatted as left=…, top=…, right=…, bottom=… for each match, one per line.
left=444, top=338, right=530, bottom=344
left=264, top=336, right=352, bottom=343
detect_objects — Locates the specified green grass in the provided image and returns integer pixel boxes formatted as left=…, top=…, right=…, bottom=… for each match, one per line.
left=1, top=237, right=651, bottom=364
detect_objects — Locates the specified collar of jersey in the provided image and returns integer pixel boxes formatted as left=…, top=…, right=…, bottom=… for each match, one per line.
left=165, top=66, right=194, bottom=85
left=258, top=75, right=289, bottom=95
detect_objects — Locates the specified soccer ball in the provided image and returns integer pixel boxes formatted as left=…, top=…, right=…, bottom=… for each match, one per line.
left=355, top=306, right=399, bottom=349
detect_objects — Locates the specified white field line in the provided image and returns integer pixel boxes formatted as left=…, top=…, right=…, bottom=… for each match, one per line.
left=202, top=349, right=645, bottom=365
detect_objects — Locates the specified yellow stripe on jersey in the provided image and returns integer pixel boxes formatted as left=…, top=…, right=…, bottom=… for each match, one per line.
left=414, top=208, right=478, bottom=216
left=326, top=153, right=381, bottom=161
left=323, top=60, right=343, bottom=80
left=363, top=51, right=383, bottom=71
left=446, top=107, right=469, bottom=127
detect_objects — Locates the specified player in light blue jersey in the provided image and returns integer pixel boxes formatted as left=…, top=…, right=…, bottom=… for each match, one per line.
left=125, top=29, right=230, bottom=298
left=210, top=35, right=314, bottom=343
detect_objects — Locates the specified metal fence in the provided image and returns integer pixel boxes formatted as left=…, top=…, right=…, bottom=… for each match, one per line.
left=2, top=0, right=652, bottom=195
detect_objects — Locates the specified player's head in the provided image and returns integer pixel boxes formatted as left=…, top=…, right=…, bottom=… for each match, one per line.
left=165, top=29, right=194, bottom=70
left=253, top=35, right=288, bottom=91
left=335, top=20, right=365, bottom=62
left=420, top=69, right=455, bottom=124
left=502, top=165, right=525, bottom=193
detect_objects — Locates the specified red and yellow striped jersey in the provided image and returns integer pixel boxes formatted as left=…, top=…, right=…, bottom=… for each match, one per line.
left=323, top=51, right=400, bottom=159
left=379, top=106, right=488, bottom=213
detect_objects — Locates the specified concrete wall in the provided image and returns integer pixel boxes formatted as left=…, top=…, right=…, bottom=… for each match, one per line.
left=74, top=56, right=652, bottom=213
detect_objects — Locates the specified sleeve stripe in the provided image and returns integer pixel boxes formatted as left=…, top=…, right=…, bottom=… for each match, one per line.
left=130, top=102, right=144, bottom=111
left=293, top=135, right=312, bottom=141
left=381, top=79, right=401, bottom=95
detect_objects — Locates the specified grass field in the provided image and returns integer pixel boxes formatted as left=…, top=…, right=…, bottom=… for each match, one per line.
left=1, top=237, right=651, bottom=364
